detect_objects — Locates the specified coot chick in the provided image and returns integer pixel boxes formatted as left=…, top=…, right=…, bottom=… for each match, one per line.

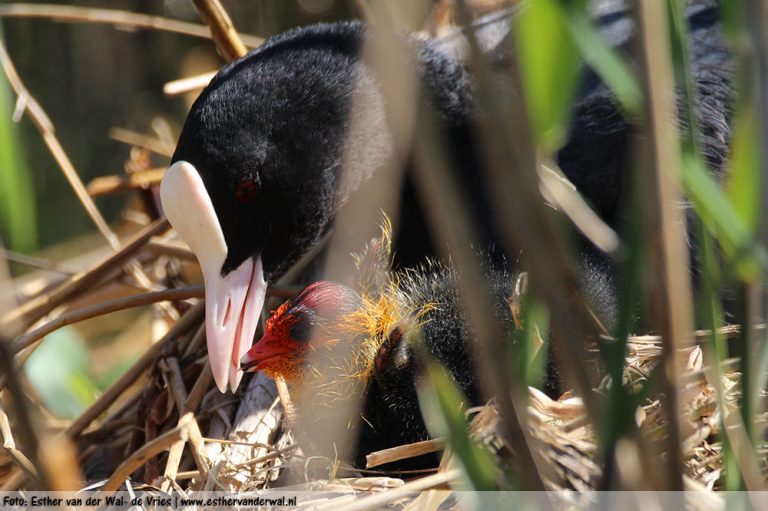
left=240, top=237, right=616, bottom=470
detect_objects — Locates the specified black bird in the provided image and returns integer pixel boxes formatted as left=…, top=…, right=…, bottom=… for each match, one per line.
left=160, top=0, right=733, bottom=392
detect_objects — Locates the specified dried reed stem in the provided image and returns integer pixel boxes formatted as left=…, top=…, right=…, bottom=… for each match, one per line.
left=0, top=470, right=26, bottom=491
left=192, top=0, right=247, bottom=61
left=538, top=163, right=619, bottom=254
left=185, top=417, right=208, bottom=478
left=109, top=127, right=174, bottom=156
left=161, top=357, right=190, bottom=415
left=37, top=435, right=83, bottom=490
left=184, top=364, right=212, bottom=413
left=321, top=468, right=460, bottom=511
left=365, top=439, right=444, bottom=468
left=633, top=0, right=692, bottom=490
left=87, top=169, right=166, bottom=197
left=0, top=249, right=74, bottom=276
left=163, top=71, right=217, bottom=96
left=0, top=40, right=116, bottom=246
left=11, top=286, right=203, bottom=355
left=145, top=239, right=196, bottom=261
left=0, top=40, right=176, bottom=321
left=0, top=218, right=169, bottom=335
left=274, top=377, right=297, bottom=430
left=0, top=339, right=48, bottom=489
left=160, top=358, right=208, bottom=489
left=161, top=440, right=185, bottom=492
left=0, top=3, right=262, bottom=47
left=102, top=414, right=195, bottom=492
left=0, top=400, right=15, bottom=449
left=3, top=447, right=37, bottom=481
left=230, top=448, right=293, bottom=470
left=64, top=302, right=203, bottom=438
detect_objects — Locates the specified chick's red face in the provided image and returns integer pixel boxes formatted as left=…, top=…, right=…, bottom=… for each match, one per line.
left=240, top=281, right=363, bottom=381
left=240, top=301, right=312, bottom=379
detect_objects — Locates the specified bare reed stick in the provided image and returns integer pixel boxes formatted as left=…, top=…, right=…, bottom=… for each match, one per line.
left=64, top=302, right=203, bottom=438
left=0, top=3, right=262, bottom=47
left=192, top=0, right=247, bottom=61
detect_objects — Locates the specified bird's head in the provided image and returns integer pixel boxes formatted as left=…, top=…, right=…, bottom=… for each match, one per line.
left=240, top=281, right=364, bottom=382
left=159, top=22, right=393, bottom=392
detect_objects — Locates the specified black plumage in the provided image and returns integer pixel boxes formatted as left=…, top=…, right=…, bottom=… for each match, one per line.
left=357, top=255, right=617, bottom=470
left=169, top=0, right=733, bottom=288
left=557, top=0, right=733, bottom=227
left=162, top=0, right=734, bottom=406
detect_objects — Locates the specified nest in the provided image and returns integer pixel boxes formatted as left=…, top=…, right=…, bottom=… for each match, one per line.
left=2, top=235, right=761, bottom=505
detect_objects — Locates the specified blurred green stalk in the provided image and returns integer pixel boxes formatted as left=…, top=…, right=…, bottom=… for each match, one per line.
left=0, top=27, right=37, bottom=254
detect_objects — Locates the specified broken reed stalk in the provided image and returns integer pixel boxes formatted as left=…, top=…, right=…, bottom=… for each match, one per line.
left=0, top=3, right=263, bottom=47
left=163, top=71, right=217, bottom=96
left=0, top=218, right=169, bottom=336
left=159, top=358, right=208, bottom=490
left=64, top=302, right=204, bottom=439
left=3, top=446, right=38, bottom=481
left=0, top=401, right=14, bottom=448
left=192, top=0, right=247, bottom=61
left=109, top=127, right=174, bottom=157
left=102, top=414, right=195, bottom=493
left=322, top=468, right=460, bottom=511
left=0, top=338, right=49, bottom=489
left=230, top=446, right=297, bottom=470
left=538, top=163, right=619, bottom=255
left=10, top=286, right=203, bottom=355
left=0, top=39, right=116, bottom=247
left=632, top=0, right=692, bottom=490
left=365, top=439, right=444, bottom=469
left=145, top=239, right=196, bottom=261
left=161, top=357, right=189, bottom=415
left=0, top=248, right=74, bottom=275
left=0, top=39, right=176, bottom=321
left=87, top=169, right=166, bottom=197
left=184, top=364, right=212, bottom=413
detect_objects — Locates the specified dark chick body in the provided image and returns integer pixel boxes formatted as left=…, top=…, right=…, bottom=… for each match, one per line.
left=242, top=251, right=617, bottom=471
left=356, top=264, right=513, bottom=470
left=358, top=255, right=617, bottom=470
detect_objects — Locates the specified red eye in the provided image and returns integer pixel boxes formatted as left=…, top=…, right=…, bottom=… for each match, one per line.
left=235, top=179, right=260, bottom=204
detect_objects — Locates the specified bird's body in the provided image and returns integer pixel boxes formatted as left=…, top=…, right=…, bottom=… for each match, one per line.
left=558, top=0, right=733, bottom=226
left=160, top=1, right=734, bottom=395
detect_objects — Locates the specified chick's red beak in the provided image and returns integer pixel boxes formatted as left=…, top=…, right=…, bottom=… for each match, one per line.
left=240, top=335, right=287, bottom=372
